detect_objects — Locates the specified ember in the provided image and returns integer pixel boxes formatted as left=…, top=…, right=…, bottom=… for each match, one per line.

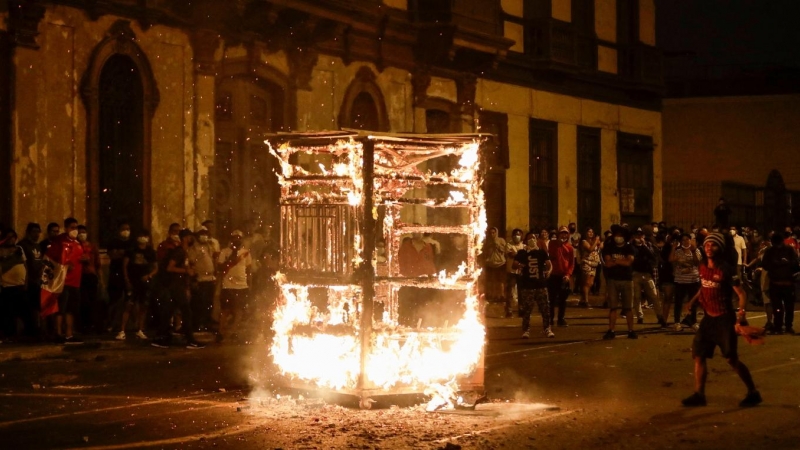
left=264, top=131, right=488, bottom=407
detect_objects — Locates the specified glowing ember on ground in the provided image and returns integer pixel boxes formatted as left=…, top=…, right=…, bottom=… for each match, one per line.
left=264, top=131, right=488, bottom=408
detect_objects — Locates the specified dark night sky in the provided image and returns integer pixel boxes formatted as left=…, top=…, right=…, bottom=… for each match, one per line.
left=656, top=0, right=800, bottom=68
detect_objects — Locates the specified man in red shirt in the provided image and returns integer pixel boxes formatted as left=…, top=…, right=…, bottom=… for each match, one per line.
left=681, top=232, right=761, bottom=407
left=45, top=218, right=84, bottom=344
left=547, top=226, right=575, bottom=327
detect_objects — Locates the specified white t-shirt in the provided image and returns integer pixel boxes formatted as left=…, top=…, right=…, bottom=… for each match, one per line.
left=218, top=247, right=252, bottom=289
left=733, top=234, right=747, bottom=265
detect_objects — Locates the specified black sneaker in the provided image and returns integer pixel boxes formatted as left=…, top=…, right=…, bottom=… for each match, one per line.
left=681, top=392, right=707, bottom=407
left=739, top=390, right=762, bottom=407
left=658, top=318, right=668, bottom=328
left=637, top=318, right=644, bottom=325
left=186, top=341, right=205, bottom=349
left=786, top=327, right=795, bottom=335
left=602, top=330, right=616, bottom=340
left=64, top=336, right=84, bottom=345
left=627, top=331, right=638, bottom=339
left=151, top=340, right=169, bottom=349
left=557, top=319, right=568, bottom=327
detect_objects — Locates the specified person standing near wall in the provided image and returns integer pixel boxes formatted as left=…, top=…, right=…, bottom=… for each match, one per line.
left=504, top=228, right=525, bottom=318
left=547, top=226, right=574, bottom=327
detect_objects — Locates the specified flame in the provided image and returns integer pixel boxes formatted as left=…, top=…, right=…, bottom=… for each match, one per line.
left=266, top=135, right=487, bottom=406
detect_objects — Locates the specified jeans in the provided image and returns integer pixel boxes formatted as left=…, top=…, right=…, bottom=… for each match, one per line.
left=633, top=272, right=661, bottom=320
left=157, top=284, right=194, bottom=344
left=674, top=282, right=699, bottom=324
left=770, top=283, right=795, bottom=329
left=191, top=281, right=216, bottom=331
left=546, top=275, right=570, bottom=323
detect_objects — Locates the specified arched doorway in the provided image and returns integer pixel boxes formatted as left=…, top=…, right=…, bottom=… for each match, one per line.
left=81, top=21, right=158, bottom=246
left=212, top=74, right=285, bottom=239
left=98, top=54, right=144, bottom=245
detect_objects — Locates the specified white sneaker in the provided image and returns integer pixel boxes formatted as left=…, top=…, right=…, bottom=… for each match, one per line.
left=544, top=328, right=555, bottom=338
left=673, top=323, right=682, bottom=331
left=115, top=331, right=126, bottom=341
left=522, top=331, right=530, bottom=339
left=135, top=330, right=148, bottom=340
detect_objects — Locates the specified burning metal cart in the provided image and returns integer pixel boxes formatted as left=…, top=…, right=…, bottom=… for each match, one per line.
left=266, top=130, right=488, bottom=407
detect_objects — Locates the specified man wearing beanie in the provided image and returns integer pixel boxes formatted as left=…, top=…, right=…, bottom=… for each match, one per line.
left=681, top=232, right=761, bottom=407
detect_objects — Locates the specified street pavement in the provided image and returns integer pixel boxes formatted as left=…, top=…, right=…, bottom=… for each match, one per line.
left=1, top=297, right=799, bottom=449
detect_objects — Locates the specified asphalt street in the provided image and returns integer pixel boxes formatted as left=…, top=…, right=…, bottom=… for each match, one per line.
left=1, top=298, right=799, bottom=449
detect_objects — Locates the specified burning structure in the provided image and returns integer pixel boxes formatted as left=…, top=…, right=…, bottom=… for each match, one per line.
left=266, top=131, right=488, bottom=407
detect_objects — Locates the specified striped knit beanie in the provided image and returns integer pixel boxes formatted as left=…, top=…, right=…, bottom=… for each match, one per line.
left=704, top=232, right=726, bottom=252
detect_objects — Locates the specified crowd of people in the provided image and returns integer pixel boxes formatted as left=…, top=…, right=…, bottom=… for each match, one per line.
left=489, top=219, right=800, bottom=339
left=0, top=218, right=278, bottom=349
left=487, top=215, right=800, bottom=407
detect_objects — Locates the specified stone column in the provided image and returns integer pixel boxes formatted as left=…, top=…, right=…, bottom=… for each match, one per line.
left=190, top=29, right=221, bottom=227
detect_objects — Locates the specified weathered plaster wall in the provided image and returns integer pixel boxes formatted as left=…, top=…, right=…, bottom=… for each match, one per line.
left=476, top=79, right=663, bottom=235
left=296, top=55, right=413, bottom=133
left=11, top=5, right=194, bottom=243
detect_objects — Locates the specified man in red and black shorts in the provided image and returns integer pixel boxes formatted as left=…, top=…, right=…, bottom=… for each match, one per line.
left=681, top=232, right=761, bottom=407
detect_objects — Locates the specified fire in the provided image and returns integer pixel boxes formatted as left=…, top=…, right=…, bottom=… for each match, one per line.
left=265, top=131, right=488, bottom=405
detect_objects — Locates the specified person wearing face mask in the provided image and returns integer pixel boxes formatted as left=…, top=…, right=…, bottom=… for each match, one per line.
left=154, top=223, right=182, bottom=326
left=568, top=222, right=581, bottom=294
left=76, top=225, right=101, bottom=334
left=118, top=230, right=157, bottom=341
left=670, top=232, right=702, bottom=331
left=216, top=230, right=252, bottom=343
left=481, top=227, right=507, bottom=304
left=504, top=228, right=525, bottom=318
left=106, top=222, right=132, bottom=332
left=0, top=229, right=28, bottom=342
left=730, top=227, right=748, bottom=282
left=189, top=227, right=217, bottom=332
left=152, top=229, right=203, bottom=349
left=513, top=232, right=554, bottom=338
left=42, top=217, right=84, bottom=344
left=631, top=228, right=664, bottom=327
left=547, top=226, right=575, bottom=327
left=16, top=223, right=43, bottom=339
left=579, top=228, right=602, bottom=308
left=601, top=225, right=637, bottom=339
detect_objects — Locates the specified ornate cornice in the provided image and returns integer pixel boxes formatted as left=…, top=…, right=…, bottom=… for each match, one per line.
left=190, top=29, right=221, bottom=76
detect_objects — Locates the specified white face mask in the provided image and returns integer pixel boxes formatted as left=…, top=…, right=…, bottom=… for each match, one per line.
left=120, top=230, right=131, bottom=239
left=77, top=233, right=88, bottom=242
left=527, top=238, right=537, bottom=249
left=652, top=227, right=659, bottom=234
left=68, top=229, right=79, bottom=239
left=137, top=237, right=149, bottom=244
left=513, top=235, right=522, bottom=243
left=560, top=237, right=568, bottom=243
left=614, top=237, right=625, bottom=245
left=198, top=235, right=209, bottom=243
left=730, top=230, right=737, bottom=236
left=171, top=234, right=181, bottom=242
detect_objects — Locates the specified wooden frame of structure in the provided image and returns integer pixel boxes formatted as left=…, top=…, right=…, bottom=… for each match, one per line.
left=266, top=130, right=488, bottom=405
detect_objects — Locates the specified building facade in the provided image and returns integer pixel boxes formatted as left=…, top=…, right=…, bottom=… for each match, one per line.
left=0, top=0, right=663, bottom=245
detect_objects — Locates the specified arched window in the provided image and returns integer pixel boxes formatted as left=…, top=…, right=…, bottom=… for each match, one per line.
left=81, top=21, right=158, bottom=245
left=338, top=67, right=389, bottom=132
